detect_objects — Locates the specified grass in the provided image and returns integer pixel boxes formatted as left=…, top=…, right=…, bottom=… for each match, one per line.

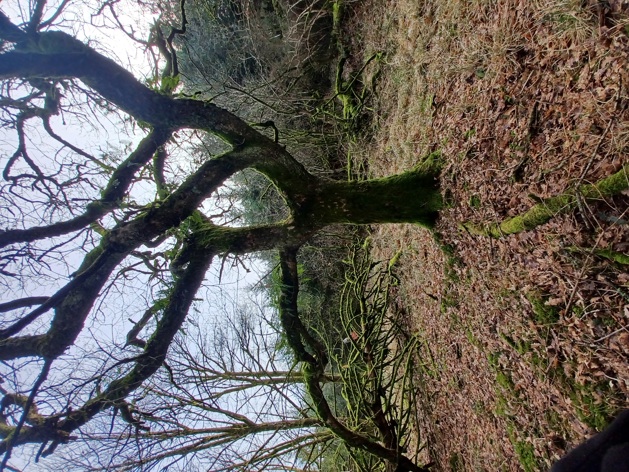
left=569, top=381, right=620, bottom=431
left=449, top=452, right=464, bottom=471
left=487, top=351, right=516, bottom=393
left=500, top=333, right=532, bottom=357
left=508, top=425, right=539, bottom=472
left=487, top=350, right=547, bottom=470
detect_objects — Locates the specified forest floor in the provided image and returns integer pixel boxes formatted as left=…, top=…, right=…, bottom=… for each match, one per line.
left=341, top=0, right=629, bottom=470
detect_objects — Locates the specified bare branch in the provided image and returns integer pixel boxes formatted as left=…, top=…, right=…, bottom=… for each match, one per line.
left=0, top=12, right=27, bottom=43
left=0, top=358, right=53, bottom=468
left=0, top=128, right=171, bottom=248
left=0, top=296, right=48, bottom=313
left=27, top=0, right=48, bottom=34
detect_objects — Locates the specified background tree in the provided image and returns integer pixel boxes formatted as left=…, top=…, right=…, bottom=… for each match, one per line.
left=38, top=302, right=341, bottom=471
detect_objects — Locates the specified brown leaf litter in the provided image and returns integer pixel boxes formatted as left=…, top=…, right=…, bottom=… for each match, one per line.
left=343, top=0, right=629, bottom=469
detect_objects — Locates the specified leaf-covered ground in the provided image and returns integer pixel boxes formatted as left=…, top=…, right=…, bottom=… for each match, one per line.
left=343, top=0, right=629, bottom=469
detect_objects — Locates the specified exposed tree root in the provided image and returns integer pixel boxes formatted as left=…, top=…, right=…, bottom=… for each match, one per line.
left=462, top=164, right=629, bottom=237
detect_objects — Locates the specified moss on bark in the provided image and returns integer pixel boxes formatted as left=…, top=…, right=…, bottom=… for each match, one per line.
left=304, top=168, right=442, bottom=228
left=464, top=164, right=629, bottom=237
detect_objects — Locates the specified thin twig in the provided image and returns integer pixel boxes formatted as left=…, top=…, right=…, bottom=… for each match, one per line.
left=0, top=358, right=53, bottom=469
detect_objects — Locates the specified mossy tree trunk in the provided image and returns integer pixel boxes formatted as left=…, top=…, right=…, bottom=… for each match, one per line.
left=303, top=171, right=442, bottom=227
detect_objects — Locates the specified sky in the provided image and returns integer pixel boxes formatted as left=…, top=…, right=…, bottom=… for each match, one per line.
left=0, top=0, right=158, bottom=309
left=4, top=0, right=155, bottom=72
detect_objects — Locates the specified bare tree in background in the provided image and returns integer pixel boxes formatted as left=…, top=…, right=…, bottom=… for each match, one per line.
left=39, top=303, right=341, bottom=471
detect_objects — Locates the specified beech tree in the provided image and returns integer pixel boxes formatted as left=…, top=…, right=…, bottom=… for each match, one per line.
left=0, top=1, right=435, bottom=470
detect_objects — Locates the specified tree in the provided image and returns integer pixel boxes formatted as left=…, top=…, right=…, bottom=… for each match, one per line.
left=0, top=1, right=436, bottom=470
left=4, top=0, right=628, bottom=470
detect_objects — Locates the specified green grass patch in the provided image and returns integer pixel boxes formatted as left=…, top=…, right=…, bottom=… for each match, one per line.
left=469, top=194, right=481, bottom=208
left=464, top=326, right=481, bottom=348
left=527, top=293, right=560, bottom=325
left=441, top=293, right=459, bottom=311
left=488, top=351, right=516, bottom=393
left=507, top=424, right=540, bottom=472
left=449, top=452, right=464, bottom=471
left=495, top=369, right=515, bottom=392
left=570, top=381, right=618, bottom=431
left=594, top=248, right=629, bottom=265
left=500, top=333, right=532, bottom=356
left=544, top=360, right=620, bottom=431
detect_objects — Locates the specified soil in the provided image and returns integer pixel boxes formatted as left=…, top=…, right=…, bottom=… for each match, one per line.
left=342, top=0, right=629, bottom=470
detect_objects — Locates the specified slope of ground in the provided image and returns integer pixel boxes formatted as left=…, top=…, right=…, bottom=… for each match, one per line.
left=342, top=0, right=629, bottom=469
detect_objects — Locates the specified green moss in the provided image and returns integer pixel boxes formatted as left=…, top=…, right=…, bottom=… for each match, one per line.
left=495, top=394, right=509, bottom=417
left=487, top=351, right=500, bottom=369
left=528, top=293, right=560, bottom=325
left=547, top=362, right=621, bottom=431
left=501, top=333, right=532, bottom=356
left=465, top=326, right=481, bottom=348
left=488, top=351, right=517, bottom=394
left=469, top=194, right=481, bottom=208
left=594, top=248, right=629, bottom=265
left=496, top=369, right=515, bottom=391
left=466, top=164, right=629, bottom=237
left=316, top=167, right=442, bottom=228
left=440, top=293, right=459, bottom=310
left=530, top=352, right=550, bottom=371
left=514, top=440, right=538, bottom=472
left=505, top=422, right=545, bottom=472
left=570, top=382, right=617, bottom=431
left=417, top=150, right=444, bottom=173
left=449, top=452, right=464, bottom=471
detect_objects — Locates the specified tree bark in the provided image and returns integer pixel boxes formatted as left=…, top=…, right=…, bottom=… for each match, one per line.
left=463, top=163, right=629, bottom=237
left=307, top=170, right=442, bottom=228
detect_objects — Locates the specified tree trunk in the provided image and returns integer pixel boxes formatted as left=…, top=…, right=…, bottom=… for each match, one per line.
left=299, top=169, right=442, bottom=229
